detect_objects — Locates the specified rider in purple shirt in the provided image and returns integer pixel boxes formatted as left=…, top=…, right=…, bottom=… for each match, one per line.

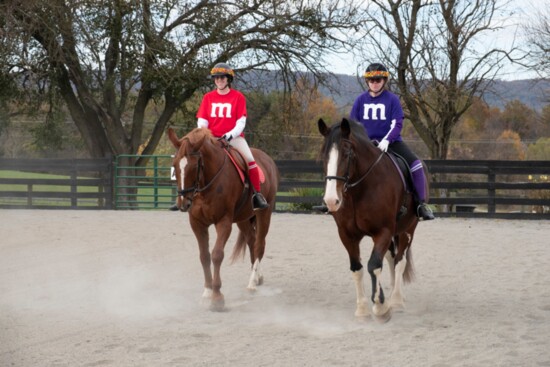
left=350, top=63, right=434, bottom=220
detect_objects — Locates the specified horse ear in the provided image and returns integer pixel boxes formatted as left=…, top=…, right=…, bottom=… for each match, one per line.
left=167, top=128, right=181, bottom=148
left=341, top=118, right=351, bottom=139
left=318, top=118, right=330, bottom=137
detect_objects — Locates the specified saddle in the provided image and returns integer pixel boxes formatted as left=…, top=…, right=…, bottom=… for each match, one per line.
left=222, top=145, right=265, bottom=185
left=220, top=142, right=266, bottom=213
left=386, top=151, right=416, bottom=219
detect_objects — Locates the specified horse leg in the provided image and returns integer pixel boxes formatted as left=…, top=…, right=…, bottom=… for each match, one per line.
left=235, top=219, right=261, bottom=290
left=209, top=218, right=233, bottom=311
left=389, top=253, right=407, bottom=309
left=189, top=219, right=212, bottom=305
left=247, top=210, right=272, bottom=291
left=351, top=268, right=371, bottom=319
left=390, top=230, right=416, bottom=310
left=384, top=237, right=398, bottom=289
left=339, top=234, right=370, bottom=319
left=385, top=235, right=407, bottom=310
left=368, top=230, right=393, bottom=322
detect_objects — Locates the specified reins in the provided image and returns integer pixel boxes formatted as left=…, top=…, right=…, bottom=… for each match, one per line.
left=324, top=138, right=385, bottom=192
left=178, top=146, right=228, bottom=197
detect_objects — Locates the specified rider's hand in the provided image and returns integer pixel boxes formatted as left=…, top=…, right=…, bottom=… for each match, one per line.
left=378, top=139, right=389, bottom=152
left=222, top=133, right=233, bottom=141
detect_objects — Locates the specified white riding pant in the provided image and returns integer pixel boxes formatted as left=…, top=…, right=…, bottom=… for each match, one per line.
left=228, top=136, right=255, bottom=163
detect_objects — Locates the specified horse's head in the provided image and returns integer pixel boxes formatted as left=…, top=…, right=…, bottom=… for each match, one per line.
left=167, top=127, right=213, bottom=212
left=318, top=117, right=374, bottom=212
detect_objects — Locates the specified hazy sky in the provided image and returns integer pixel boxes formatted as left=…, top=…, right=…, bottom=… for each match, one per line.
left=326, top=0, right=543, bottom=80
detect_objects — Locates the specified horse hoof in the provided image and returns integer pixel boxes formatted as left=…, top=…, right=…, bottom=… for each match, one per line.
left=209, top=296, right=225, bottom=312
left=246, top=285, right=257, bottom=292
left=354, top=304, right=371, bottom=319
left=373, top=304, right=392, bottom=323
left=257, top=275, right=264, bottom=285
left=389, top=296, right=405, bottom=311
left=374, top=309, right=392, bottom=323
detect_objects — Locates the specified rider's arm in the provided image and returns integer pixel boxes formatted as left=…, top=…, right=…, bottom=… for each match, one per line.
left=197, top=118, right=209, bottom=129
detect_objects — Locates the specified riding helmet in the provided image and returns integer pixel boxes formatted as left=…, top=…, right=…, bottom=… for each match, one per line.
left=210, top=63, right=235, bottom=82
left=364, top=63, right=390, bottom=80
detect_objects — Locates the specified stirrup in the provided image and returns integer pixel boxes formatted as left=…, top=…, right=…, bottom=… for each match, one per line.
left=253, top=192, right=269, bottom=210
left=417, top=203, right=435, bottom=221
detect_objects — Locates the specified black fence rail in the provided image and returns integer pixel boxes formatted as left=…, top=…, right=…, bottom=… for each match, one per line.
left=275, top=159, right=550, bottom=219
left=1, top=157, right=549, bottom=219
left=425, top=160, right=550, bottom=219
left=275, top=159, right=325, bottom=210
left=0, top=158, right=113, bottom=209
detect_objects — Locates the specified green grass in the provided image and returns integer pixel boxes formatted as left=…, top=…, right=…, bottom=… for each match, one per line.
left=1, top=170, right=104, bottom=207
left=1, top=170, right=324, bottom=210
left=0, top=170, right=100, bottom=193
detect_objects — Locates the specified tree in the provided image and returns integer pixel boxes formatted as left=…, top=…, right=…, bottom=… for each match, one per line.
left=527, top=137, right=550, bottom=160
left=493, top=129, right=525, bottom=160
left=523, top=5, right=550, bottom=79
left=0, top=0, right=365, bottom=202
left=357, top=0, right=522, bottom=159
left=539, top=104, right=550, bottom=137
left=249, top=76, right=340, bottom=159
left=498, top=99, right=538, bottom=140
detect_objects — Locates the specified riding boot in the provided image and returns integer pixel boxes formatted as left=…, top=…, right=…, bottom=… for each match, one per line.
left=417, top=201, right=435, bottom=221
left=249, top=161, right=269, bottom=210
left=253, top=192, right=269, bottom=210
left=169, top=203, right=179, bottom=211
left=411, top=160, right=435, bottom=221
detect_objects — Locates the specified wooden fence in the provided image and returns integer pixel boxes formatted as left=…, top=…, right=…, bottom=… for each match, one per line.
left=1, top=157, right=549, bottom=219
left=426, top=160, right=550, bottom=219
left=0, top=158, right=112, bottom=209
left=275, top=159, right=550, bottom=219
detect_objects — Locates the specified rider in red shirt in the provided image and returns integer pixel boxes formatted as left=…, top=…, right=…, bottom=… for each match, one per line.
left=196, top=63, right=269, bottom=210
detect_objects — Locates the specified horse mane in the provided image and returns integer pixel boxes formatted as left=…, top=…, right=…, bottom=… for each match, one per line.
left=187, top=127, right=214, bottom=145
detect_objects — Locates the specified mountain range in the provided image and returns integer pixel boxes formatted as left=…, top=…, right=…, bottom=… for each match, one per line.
left=239, top=70, right=550, bottom=113
left=320, top=75, right=550, bottom=113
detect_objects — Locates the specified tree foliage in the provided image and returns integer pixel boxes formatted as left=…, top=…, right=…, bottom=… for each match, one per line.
left=527, top=137, right=550, bottom=160
left=0, top=0, right=365, bottom=165
left=523, top=5, right=550, bottom=78
left=357, top=0, right=522, bottom=159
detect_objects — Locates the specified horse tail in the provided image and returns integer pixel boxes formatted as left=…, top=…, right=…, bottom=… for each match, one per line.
left=229, top=229, right=248, bottom=264
left=403, top=247, right=416, bottom=283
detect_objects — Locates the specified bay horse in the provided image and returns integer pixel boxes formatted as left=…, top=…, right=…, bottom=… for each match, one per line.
left=318, top=117, right=423, bottom=322
left=167, top=127, right=279, bottom=311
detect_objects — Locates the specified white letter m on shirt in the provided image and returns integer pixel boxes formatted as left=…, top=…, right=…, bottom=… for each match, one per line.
left=363, top=104, right=386, bottom=120
left=211, top=103, right=232, bottom=118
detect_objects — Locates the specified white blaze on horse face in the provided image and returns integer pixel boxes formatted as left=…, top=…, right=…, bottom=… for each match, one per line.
left=179, top=157, right=188, bottom=193
left=323, top=144, right=342, bottom=212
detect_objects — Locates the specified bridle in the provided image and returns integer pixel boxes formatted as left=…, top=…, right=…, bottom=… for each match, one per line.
left=324, top=138, right=385, bottom=192
left=177, top=150, right=227, bottom=199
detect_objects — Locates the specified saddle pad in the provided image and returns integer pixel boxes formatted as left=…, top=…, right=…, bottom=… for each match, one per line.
left=224, top=148, right=265, bottom=184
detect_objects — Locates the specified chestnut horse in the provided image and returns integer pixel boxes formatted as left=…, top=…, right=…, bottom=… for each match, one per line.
left=167, top=127, right=279, bottom=311
left=318, top=118, right=423, bottom=322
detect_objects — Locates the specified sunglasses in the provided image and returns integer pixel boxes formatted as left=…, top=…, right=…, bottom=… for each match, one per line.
left=368, top=78, right=383, bottom=84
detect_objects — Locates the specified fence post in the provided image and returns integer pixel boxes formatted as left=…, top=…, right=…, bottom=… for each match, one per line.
left=27, top=183, right=32, bottom=207
left=70, top=170, right=77, bottom=208
left=488, top=170, right=496, bottom=214
left=153, top=156, right=159, bottom=208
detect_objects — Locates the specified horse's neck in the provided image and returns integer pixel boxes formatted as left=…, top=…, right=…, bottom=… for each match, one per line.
left=202, top=141, right=226, bottom=172
left=356, top=141, right=381, bottom=164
